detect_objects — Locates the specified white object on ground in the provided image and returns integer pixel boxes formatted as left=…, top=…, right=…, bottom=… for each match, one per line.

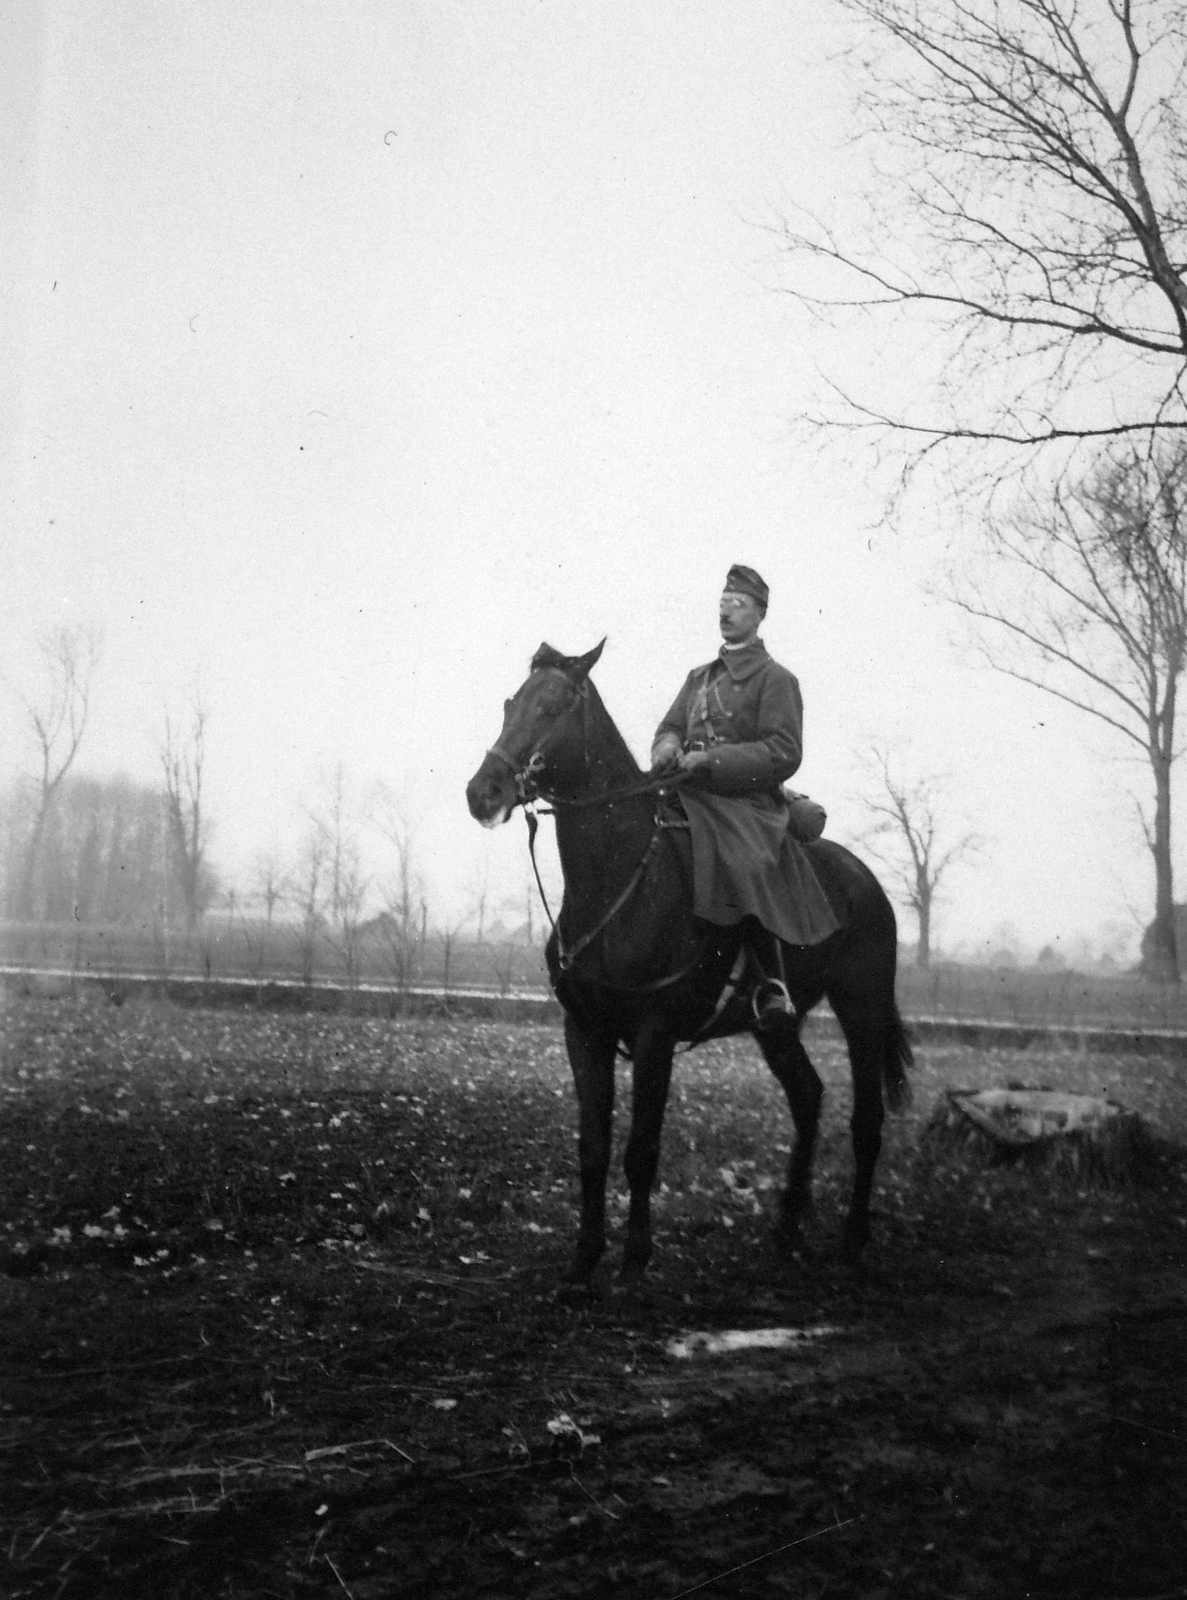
left=666, top=1326, right=840, bottom=1360
left=951, top=1089, right=1124, bottom=1147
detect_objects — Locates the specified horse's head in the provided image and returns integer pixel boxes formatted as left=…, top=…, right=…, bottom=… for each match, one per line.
left=466, top=640, right=605, bottom=826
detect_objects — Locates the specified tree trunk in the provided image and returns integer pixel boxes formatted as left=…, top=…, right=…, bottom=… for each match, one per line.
left=915, top=882, right=932, bottom=970
left=1147, top=751, right=1180, bottom=983
left=18, top=808, right=47, bottom=923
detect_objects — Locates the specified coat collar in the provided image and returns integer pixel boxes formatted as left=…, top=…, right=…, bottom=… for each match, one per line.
left=711, top=637, right=770, bottom=683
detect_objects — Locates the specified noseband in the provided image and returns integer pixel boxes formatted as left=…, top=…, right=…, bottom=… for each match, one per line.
left=485, top=740, right=544, bottom=801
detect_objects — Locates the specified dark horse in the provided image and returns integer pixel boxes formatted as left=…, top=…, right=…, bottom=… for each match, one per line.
left=466, top=641, right=912, bottom=1281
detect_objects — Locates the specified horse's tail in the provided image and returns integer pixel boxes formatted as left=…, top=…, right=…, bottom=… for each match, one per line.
left=882, top=1004, right=914, bottom=1112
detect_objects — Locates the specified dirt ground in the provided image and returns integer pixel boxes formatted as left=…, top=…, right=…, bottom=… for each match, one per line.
left=2, top=996, right=1186, bottom=1599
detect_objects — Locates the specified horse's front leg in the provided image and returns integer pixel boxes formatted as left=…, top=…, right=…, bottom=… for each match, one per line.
left=564, top=1013, right=618, bottom=1284
left=621, top=1017, right=675, bottom=1282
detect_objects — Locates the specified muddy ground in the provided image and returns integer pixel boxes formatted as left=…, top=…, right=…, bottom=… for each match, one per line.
left=1, top=995, right=1185, bottom=1598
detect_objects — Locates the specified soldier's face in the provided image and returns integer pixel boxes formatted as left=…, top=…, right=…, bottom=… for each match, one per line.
left=719, top=589, right=762, bottom=645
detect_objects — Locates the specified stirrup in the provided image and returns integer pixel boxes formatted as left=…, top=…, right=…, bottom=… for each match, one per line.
left=752, top=978, right=796, bottom=1029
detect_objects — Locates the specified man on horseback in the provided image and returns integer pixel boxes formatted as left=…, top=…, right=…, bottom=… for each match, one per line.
left=649, top=564, right=839, bottom=1030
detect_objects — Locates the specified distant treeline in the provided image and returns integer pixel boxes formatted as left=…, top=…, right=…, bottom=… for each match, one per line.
left=0, top=771, right=549, bottom=995
left=1, top=774, right=217, bottom=930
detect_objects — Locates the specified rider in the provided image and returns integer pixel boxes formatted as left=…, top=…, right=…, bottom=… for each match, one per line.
left=649, top=564, right=825, bottom=1030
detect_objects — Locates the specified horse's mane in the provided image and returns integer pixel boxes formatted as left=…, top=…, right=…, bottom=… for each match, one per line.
left=531, top=641, right=642, bottom=780
left=583, top=677, right=643, bottom=779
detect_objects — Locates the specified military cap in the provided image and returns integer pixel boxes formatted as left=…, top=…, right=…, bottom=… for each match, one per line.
left=724, top=564, right=769, bottom=611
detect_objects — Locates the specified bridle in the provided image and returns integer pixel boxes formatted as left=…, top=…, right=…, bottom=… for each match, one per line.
left=484, top=675, right=683, bottom=811
left=482, top=673, right=692, bottom=977
left=485, top=739, right=545, bottom=804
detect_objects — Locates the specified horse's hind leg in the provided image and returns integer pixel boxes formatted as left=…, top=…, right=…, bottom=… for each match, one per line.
left=620, top=1018, right=675, bottom=1282
left=564, top=1015, right=618, bottom=1283
left=756, top=1028, right=824, bottom=1256
left=833, top=1002, right=887, bottom=1263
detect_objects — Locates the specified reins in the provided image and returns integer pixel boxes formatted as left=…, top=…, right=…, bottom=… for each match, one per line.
left=523, top=798, right=740, bottom=1056
left=525, top=806, right=669, bottom=974
left=490, top=671, right=700, bottom=991
left=523, top=784, right=698, bottom=988
left=486, top=739, right=687, bottom=812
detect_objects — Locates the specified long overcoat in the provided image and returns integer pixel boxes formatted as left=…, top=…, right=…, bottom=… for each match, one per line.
left=651, top=640, right=839, bottom=946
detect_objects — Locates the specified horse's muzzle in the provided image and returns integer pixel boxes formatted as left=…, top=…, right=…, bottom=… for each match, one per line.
left=466, top=753, right=518, bottom=828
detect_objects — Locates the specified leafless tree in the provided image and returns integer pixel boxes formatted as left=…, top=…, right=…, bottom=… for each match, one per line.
left=370, top=782, right=425, bottom=998
left=289, top=830, right=326, bottom=988
left=489, top=940, right=520, bottom=997
left=308, top=765, right=370, bottom=991
left=235, top=850, right=284, bottom=982
left=778, top=0, right=1187, bottom=493
left=160, top=699, right=214, bottom=928
left=858, top=744, right=982, bottom=969
left=952, top=437, right=1187, bottom=980
left=250, top=849, right=286, bottom=926
left=437, top=907, right=476, bottom=993
left=14, top=623, right=102, bottom=919
left=226, top=880, right=263, bottom=984
left=468, top=855, right=492, bottom=944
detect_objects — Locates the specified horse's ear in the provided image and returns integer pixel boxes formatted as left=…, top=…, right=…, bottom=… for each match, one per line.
left=530, top=639, right=605, bottom=679
left=571, top=638, right=606, bottom=680
left=530, top=642, right=566, bottom=673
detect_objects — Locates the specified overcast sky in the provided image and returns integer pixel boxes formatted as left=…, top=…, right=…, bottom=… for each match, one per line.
left=2, top=0, right=1154, bottom=962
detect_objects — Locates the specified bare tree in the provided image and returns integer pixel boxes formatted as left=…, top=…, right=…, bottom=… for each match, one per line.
left=370, top=782, right=425, bottom=997
left=226, top=880, right=264, bottom=986
left=372, top=891, right=421, bottom=999
left=778, top=1, right=1187, bottom=490
left=307, top=766, right=371, bottom=991
left=858, top=744, right=982, bottom=969
left=160, top=699, right=214, bottom=928
left=14, top=623, right=102, bottom=919
left=489, top=939, right=520, bottom=997
left=468, top=854, right=492, bottom=944
left=289, top=830, right=326, bottom=988
left=437, top=907, right=476, bottom=993
left=953, top=437, right=1187, bottom=981
left=237, top=850, right=284, bottom=982
left=250, top=848, right=286, bottom=926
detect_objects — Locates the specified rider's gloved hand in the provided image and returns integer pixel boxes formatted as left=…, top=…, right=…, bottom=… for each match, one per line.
left=650, top=739, right=682, bottom=774
left=678, top=750, right=712, bottom=783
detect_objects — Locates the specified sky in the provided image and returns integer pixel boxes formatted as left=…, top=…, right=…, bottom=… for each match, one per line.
left=1, top=0, right=1159, bottom=964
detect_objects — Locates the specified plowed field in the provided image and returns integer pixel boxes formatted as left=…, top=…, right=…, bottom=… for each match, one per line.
left=2, top=994, right=1185, bottom=1598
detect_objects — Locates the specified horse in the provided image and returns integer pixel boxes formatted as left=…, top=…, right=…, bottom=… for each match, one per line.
left=465, top=640, right=912, bottom=1282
